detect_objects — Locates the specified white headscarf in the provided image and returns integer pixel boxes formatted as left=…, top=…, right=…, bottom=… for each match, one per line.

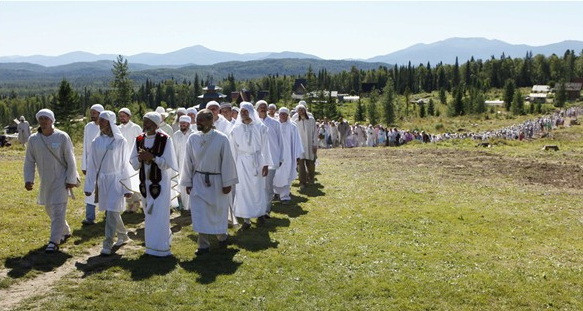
left=176, top=107, right=187, bottom=115
left=90, top=104, right=104, bottom=113
left=235, top=101, right=260, bottom=125
left=36, top=109, right=55, bottom=123
left=179, top=115, right=191, bottom=123
left=255, top=100, right=268, bottom=109
left=143, top=112, right=162, bottom=127
left=118, top=107, right=131, bottom=117
left=99, top=110, right=124, bottom=140
left=206, top=101, right=220, bottom=109
left=155, top=106, right=168, bottom=119
left=278, top=107, right=289, bottom=115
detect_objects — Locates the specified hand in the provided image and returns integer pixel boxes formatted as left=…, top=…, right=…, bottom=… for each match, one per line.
left=82, top=170, right=86, bottom=175
left=66, top=183, right=76, bottom=189
left=186, top=187, right=192, bottom=195
left=262, top=166, right=268, bottom=177
left=222, top=186, right=231, bottom=194
left=25, top=182, right=33, bottom=191
left=138, top=150, right=154, bottom=162
left=84, top=192, right=91, bottom=196
left=124, top=193, right=132, bottom=198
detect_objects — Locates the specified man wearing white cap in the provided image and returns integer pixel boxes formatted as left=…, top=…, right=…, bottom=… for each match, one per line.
left=206, top=101, right=232, bottom=136
left=255, top=100, right=283, bottom=218
left=155, top=106, right=174, bottom=139
left=24, top=109, right=78, bottom=253
left=81, top=104, right=104, bottom=225
left=17, top=116, right=31, bottom=147
left=118, top=107, right=143, bottom=213
left=180, top=109, right=238, bottom=255
left=173, top=115, right=196, bottom=214
left=84, top=111, right=132, bottom=256
left=229, top=102, right=273, bottom=231
left=172, top=107, right=187, bottom=134
left=273, top=107, right=304, bottom=204
left=220, top=102, right=233, bottom=123
left=294, top=103, right=318, bottom=190
left=231, top=107, right=239, bottom=125
left=268, top=104, right=278, bottom=119
left=130, top=111, right=178, bottom=257
left=186, top=107, right=197, bottom=131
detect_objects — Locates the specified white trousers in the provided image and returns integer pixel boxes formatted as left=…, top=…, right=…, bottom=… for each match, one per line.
left=45, top=203, right=70, bottom=244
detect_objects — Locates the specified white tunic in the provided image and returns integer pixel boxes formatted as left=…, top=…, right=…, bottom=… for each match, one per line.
left=180, top=129, right=238, bottom=234
left=130, top=131, right=178, bottom=256
left=17, top=121, right=31, bottom=144
left=173, top=127, right=196, bottom=209
left=296, top=116, right=318, bottom=160
left=82, top=122, right=101, bottom=205
left=274, top=121, right=304, bottom=187
left=119, top=121, right=142, bottom=192
left=24, top=129, right=78, bottom=205
left=214, top=114, right=233, bottom=136
left=84, top=134, right=131, bottom=212
left=260, top=116, right=284, bottom=169
left=229, top=121, right=273, bottom=218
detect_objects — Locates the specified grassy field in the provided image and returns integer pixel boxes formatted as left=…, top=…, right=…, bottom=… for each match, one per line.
left=1, top=123, right=583, bottom=310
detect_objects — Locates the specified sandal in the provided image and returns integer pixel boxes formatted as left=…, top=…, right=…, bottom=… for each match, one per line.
left=45, top=241, right=59, bottom=254
left=60, top=234, right=71, bottom=244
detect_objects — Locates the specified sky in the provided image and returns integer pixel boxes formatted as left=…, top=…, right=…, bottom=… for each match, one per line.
left=0, top=1, right=582, bottom=60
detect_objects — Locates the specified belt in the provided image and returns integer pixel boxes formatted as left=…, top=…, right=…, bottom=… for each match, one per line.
left=195, top=171, right=221, bottom=187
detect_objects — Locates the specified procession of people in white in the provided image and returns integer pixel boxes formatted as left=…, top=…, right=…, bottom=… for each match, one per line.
left=23, top=100, right=316, bottom=257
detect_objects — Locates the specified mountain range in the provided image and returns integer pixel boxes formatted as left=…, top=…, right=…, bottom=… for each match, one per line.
left=2, top=37, right=582, bottom=67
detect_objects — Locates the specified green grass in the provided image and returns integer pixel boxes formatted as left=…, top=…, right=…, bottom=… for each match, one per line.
left=2, top=123, right=583, bottom=310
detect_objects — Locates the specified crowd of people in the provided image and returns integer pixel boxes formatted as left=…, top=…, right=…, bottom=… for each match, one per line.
left=314, top=107, right=583, bottom=148
left=22, top=100, right=317, bottom=257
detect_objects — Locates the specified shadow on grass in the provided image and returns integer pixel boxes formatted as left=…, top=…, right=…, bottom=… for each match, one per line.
left=297, top=182, right=325, bottom=197
left=231, top=216, right=287, bottom=252
left=271, top=196, right=308, bottom=218
left=71, top=218, right=106, bottom=246
left=75, top=253, right=178, bottom=281
left=179, top=248, right=241, bottom=284
left=4, top=246, right=73, bottom=279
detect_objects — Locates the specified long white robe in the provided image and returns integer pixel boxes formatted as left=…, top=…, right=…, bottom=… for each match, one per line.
left=260, top=116, right=283, bottom=168
left=214, top=114, right=233, bottom=136
left=82, top=122, right=100, bottom=205
left=229, top=121, right=273, bottom=218
left=173, top=127, right=196, bottom=210
left=274, top=120, right=304, bottom=188
left=24, top=129, right=79, bottom=205
left=130, top=131, right=178, bottom=256
left=180, top=129, right=238, bottom=234
left=119, top=121, right=142, bottom=193
left=17, top=121, right=31, bottom=145
left=84, top=134, right=131, bottom=212
left=296, top=116, right=318, bottom=160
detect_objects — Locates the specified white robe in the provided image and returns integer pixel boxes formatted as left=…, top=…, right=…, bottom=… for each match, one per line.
left=180, top=129, right=238, bottom=234
left=229, top=121, right=273, bottom=218
left=296, top=116, right=318, bottom=160
left=17, top=121, right=31, bottom=145
left=159, top=122, right=174, bottom=139
left=260, top=116, right=284, bottom=169
left=84, top=134, right=131, bottom=212
left=82, top=122, right=101, bottom=205
left=173, top=127, right=196, bottom=210
left=130, top=130, right=178, bottom=256
left=119, top=121, right=143, bottom=192
left=24, top=129, right=78, bottom=205
left=274, top=120, right=304, bottom=187
left=214, top=114, right=233, bottom=136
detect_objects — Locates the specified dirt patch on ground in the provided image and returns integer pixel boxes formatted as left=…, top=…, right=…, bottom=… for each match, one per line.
left=324, top=147, right=583, bottom=190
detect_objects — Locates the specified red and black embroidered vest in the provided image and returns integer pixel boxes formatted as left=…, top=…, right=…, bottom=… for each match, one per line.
left=136, top=132, right=168, bottom=199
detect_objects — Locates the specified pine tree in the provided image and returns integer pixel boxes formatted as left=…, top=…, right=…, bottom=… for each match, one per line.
left=427, top=98, right=435, bottom=116
left=555, top=79, right=567, bottom=107
left=367, top=90, right=379, bottom=125
left=381, top=80, right=396, bottom=125
left=355, top=99, right=366, bottom=122
left=503, top=79, right=515, bottom=111
left=51, top=79, right=80, bottom=134
left=111, top=55, right=133, bottom=108
left=511, top=89, right=525, bottom=115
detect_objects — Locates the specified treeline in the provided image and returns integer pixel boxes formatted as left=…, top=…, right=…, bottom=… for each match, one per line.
left=1, top=50, right=582, bottom=139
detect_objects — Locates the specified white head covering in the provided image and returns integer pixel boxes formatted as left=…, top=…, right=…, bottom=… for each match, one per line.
left=295, top=103, right=308, bottom=113
left=236, top=101, right=260, bottom=125
left=255, top=100, right=268, bottom=109
left=278, top=107, right=289, bottom=115
left=118, top=107, right=131, bottom=117
left=176, top=107, right=187, bottom=115
left=232, top=107, right=240, bottom=113
left=220, top=102, right=232, bottom=109
left=99, top=110, right=124, bottom=139
left=36, top=109, right=55, bottom=123
left=206, top=101, right=220, bottom=109
left=155, top=106, right=168, bottom=119
left=186, top=107, right=197, bottom=116
left=90, top=104, right=104, bottom=113
left=298, top=100, right=307, bottom=107
left=179, top=115, right=191, bottom=123
left=19, top=116, right=25, bottom=121
left=144, top=112, right=162, bottom=127
left=268, top=104, right=277, bottom=110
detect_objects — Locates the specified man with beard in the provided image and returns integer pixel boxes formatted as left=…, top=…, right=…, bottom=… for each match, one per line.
left=180, top=109, right=238, bottom=255
left=118, top=107, right=143, bottom=213
left=81, top=104, right=104, bottom=225
left=130, top=111, right=179, bottom=257
left=84, top=111, right=132, bottom=256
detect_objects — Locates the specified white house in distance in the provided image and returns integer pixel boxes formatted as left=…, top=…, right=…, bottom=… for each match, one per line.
left=485, top=100, right=504, bottom=106
left=528, top=85, right=551, bottom=104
